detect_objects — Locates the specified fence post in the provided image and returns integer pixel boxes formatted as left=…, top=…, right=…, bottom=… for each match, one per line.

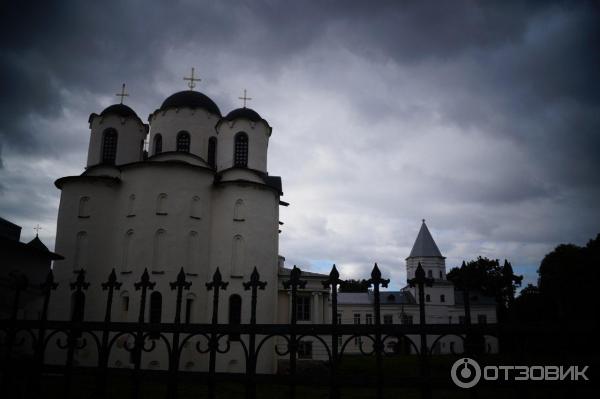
left=132, top=268, right=155, bottom=399
left=282, top=265, right=306, bottom=399
left=408, top=263, right=433, bottom=399
left=30, top=270, right=58, bottom=398
left=368, top=263, right=390, bottom=399
left=97, top=269, right=122, bottom=398
left=206, top=267, right=228, bottom=399
left=65, top=269, right=90, bottom=399
left=322, top=265, right=343, bottom=399
left=167, top=268, right=192, bottom=399
left=1, top=271, right=28, bottom=396
left=243, top=266, right=267, bottom=399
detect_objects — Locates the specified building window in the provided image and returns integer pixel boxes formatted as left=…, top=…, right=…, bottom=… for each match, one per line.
left=185, top=294, right=195, bottom=324
left=229, top=294, right=242, bottom=341
left=427, top=270, right=433, bottom=278
left=366, top=314, right=373, bottom=324
left=234, top=132, right=248, bottom=167
left=440, top=294, right=445, bottom=303
left=156, top=193, right=168, bottom=214
left=383, top=314, right=393, bottom=324
left=208, top=136, right=217, bottom=168
left=121, top=229, right=134, bottom=272
left=477, top=315, right=487, bottom=324
left=450, top=342, right=455, bottom=353
left=187, top=231, right=199, bottom=274
left=176, top=131, right=191, bottom=152
left=233, top=199, right=245, bottom=221
left=439, top=270, right=443, bottom=279
left=101, top=128, right=118, bottom=164
left=78, top=196, right=90, bottom=218
left=149, top=291, right=162, bottom=338
left=152, top=229, right=167, bottom=271
left=387, top=294, right=396, bottom=302
left=127, top=194, right=136, bottom=216
left=336, top=313, right=342, bottom=324
left=298, top=341, right=313, bottom=359
left=154, top=134, right=163, bottom=155
left=121, top=292, right=130, bottom=312
left=401, top=314, right=413, bottom=325
left=353, top=313, right=361, bottom=325
left=74, top=231, right=88, bottom=270
left=296, top=296, right=311, bottom=321
left=190, top=196, right=201, bottom=219
left=459, top=316, right=466, bottom=325
left=231, top=235, right=245, bottom=276
left=425, top=294, right=431, bottom=302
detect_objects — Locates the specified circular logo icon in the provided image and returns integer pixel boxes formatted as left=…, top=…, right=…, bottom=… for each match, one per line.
left=451, top=357, right=481, bottom=389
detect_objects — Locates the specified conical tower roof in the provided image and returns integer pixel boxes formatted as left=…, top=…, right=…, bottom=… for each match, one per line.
left=408, top=220, right=443, bottom=258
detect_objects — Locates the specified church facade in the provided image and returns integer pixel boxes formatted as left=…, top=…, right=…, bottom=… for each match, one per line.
left=51, top=87, right=285, bottom=372
left=48, top=82, right=496, bottom=373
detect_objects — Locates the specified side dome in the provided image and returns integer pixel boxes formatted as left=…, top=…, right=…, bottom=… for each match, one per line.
left=160, top=90, right=221, bottom=116
left=100, top=104, right=140, bottom=119
left=224, top=107, right=263, bottom=122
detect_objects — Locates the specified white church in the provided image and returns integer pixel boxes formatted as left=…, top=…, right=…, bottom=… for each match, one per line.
left=48, top=76, right=496, bottom=373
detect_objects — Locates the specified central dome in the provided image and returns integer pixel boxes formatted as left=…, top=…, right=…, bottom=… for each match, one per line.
left=160, top=90, right=221, bottom=116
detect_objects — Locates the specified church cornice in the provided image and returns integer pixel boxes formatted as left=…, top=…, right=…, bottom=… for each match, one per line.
left=55, top=175, right=121, bottom=190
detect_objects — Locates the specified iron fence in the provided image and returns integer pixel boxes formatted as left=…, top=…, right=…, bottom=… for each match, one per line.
left=0, top=263, right=593, bottom=399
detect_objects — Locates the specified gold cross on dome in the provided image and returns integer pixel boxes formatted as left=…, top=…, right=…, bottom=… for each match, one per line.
left=33, top=224, right=42, bottom=236
left=115, top=83, right=129, bottom=104
left=183, top=67, right=201, bottom=90
left=238, top=89, right=252, bottom=108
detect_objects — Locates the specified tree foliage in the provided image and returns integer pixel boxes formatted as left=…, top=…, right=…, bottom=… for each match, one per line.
left=339, top=279, right=370, bottom=293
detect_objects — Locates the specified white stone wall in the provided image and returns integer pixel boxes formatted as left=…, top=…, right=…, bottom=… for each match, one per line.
left=216, top=119, right=270, bottom=172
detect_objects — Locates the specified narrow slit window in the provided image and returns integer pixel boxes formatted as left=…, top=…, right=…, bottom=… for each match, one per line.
left=102, top=129, right=118, bottom=164
left=234, top=132, right=248, bottom=167
left=177, top=131, right=191, bottom=152
left=154, top=134, right=163, bottom=155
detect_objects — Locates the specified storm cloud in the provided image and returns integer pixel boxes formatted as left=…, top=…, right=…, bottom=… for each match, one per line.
left=1, top=0, right=599, bottom=288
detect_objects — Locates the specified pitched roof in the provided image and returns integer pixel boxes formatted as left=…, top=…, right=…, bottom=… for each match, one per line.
left=408, top=220, right=443, bottom=258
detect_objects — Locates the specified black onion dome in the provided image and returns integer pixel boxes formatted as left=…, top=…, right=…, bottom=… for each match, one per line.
left=160, top=90, right=221, bottom=116
left=224, top=107, right=264, bottom=122
left=100, top=103, right=140, bottom=119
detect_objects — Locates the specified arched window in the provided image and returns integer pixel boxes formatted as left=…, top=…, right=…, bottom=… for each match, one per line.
left=154, top=134, right=163, bottom=155
left=229, top=294, right=242, bottom=341
left=440, top=294, right=446, bottom=303
left=149, top=292, right=162, bottom=338
left=101, top=129, right=118, bottom=164
left=176, top=131, right=191, bottom=152
left=120, top=291, right=130, bottom=314
left=78, top=196, right=90, bottom=218
left=190, top=196, right=201, bottom=219
left=122, top=229, right=134, bottom=272
left=425, top=294, right=431, bottom=302
left=231, top=235, right=244, bottom=277
left=233, top=132, right=248, bottom=167
left=185, top=293, right=196, bottom=324
left=74, top=232, right=88, bottom=270
left=427, top=270, right=433, bottom=278
left=233, top=199, right=245, bottom=221
left=187, top=231, right=200, bottom=274
left=152, top=229, right=167, bottom=271
left=71, top=291, right=85, bottom=322
left=156, top=193, right=168, bottom=214
left=208, top=136, right=217, bottom=168
left=127, top=194, right=136, bottom=216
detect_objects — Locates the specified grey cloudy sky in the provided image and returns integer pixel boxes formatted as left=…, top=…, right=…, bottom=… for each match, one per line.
left=1, top=0, right=599, bottom=288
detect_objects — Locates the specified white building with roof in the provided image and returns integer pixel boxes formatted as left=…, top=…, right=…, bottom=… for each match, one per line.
left=333, top=221, right=498, bottom=356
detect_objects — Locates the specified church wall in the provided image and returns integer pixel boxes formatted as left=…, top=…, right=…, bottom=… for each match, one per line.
left=148, top=108, right=219, bottom=159
left=406, top=256, right=446, bottom=280
left=208, top=182, right=280, bottom=373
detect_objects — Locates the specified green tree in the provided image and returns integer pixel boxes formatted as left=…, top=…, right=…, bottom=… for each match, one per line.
left=447, top=257, right=522, bottom=322
left=339, top=279, right=370, bottom=293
